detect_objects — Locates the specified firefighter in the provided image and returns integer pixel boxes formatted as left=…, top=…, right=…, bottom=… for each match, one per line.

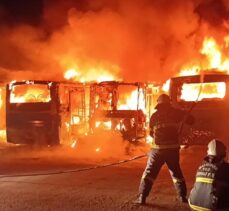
left=133, top=94, right=194, bottom=205
left=189, top=139, right=229, bottom=211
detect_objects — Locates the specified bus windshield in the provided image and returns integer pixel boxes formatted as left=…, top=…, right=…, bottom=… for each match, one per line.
left=10, top=84, right=51, bottom=103
left=179, top=82, right=226, bottom=102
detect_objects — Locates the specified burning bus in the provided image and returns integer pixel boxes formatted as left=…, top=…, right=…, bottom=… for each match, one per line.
left=5, top=79, right=159, bottom=145
left=169, top=71, right=229, bottom=145
left=89, top=81, right=157, bottom=141
left=6, top=80, right=89, bottom=145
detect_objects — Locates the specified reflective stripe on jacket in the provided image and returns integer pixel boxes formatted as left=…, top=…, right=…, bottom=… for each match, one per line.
left=189, top=157, right=224, bottom=210
left=188, top=201, right=211, bottom=211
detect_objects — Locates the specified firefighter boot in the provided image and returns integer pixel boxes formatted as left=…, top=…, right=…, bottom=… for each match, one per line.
left=173, top=179, right=188, bottom=203
left=177, top=196, right=188, bottom=203
left=132, top=194, right=146, bottom=205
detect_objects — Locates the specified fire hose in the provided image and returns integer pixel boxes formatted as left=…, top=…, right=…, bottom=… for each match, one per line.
left=178, top=73, right=204, bottom=143
left=0, top=76, right=204, bottom=178
left=0, top=154, right=147, bottom=178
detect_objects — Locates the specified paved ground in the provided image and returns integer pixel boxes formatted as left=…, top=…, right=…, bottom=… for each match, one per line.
left=0, top=140, right=209, bottom=211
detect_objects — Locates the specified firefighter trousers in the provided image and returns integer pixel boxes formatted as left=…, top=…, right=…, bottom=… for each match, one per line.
left=138, top=148, right=187, bottom=198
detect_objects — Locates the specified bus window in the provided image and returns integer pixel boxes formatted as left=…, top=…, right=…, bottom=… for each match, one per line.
left=178, top=82, right=226, bottom=102
left=10, top=84, right=51, bottom=103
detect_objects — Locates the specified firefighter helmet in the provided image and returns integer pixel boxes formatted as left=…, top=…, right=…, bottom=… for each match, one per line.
left=207, top=139, right=226, bottom=157
left=157, top=94, right=170, bottom=105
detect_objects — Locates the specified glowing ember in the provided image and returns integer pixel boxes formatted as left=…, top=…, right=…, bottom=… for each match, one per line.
left=71, top=140, right=77, bottom=148
left=180, top=82, right=226, bottom=102
left=95, top=147, right=100, bottom=152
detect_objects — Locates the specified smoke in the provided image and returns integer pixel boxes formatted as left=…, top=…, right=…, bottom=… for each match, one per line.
left=1, top=0, right=229, bottom=165
left=195, top=0, right=229, bottom=26
left=0, top=132, right=149, bottom=169
left=0, top=0, right=229, bottom=82
left=72, top=132, right=149, bottom=160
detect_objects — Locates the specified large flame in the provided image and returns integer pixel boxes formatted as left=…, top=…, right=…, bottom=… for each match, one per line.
left=180, top=82, right=226, bottom=102
left=10, top=82, right=51, bottom=103
left=180, top=36, right=229, bottom=76
left=118, top=89, right=145, bottom=111
left=162, top=36, right=229, bottom=101
left=64, top=67, right=116, bottom=82
left=178, top=37, right=229, bottom=102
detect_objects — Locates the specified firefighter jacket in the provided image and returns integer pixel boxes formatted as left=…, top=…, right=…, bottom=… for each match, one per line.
left=149, top=104, right=193, bottom=149
left=189, top=156, right=229, bottom=211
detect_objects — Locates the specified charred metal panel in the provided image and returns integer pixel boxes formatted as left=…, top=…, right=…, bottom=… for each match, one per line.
left=6, top=81, right=60, bottom=145
left=6, top=111, right=60, bottom=145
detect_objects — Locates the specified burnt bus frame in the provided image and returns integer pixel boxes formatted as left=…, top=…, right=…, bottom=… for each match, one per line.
left=6, top=80, right=87, bottom=145
left=89, top=81, right=148, bottom=141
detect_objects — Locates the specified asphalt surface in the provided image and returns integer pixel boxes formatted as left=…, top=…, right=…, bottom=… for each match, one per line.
left=0, top=142, right=207, bottom=211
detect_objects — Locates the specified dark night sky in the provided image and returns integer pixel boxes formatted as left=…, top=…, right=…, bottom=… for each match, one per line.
left=1, top=0, right=229, bottom=27
left=0, top=0, right=44, bottom=24
left=0, top=0, right=229, bottom=81
left=0, top=0, right=93, bottom=27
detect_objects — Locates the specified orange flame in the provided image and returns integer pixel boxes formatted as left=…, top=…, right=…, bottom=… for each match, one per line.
left=180, top=36, right=229, bottom=76
left=201, top=37, right=222, bottom=69
left=170, top=36, right=229, bottom=102
left=64, top=68, right=80, bottom=80
left=162, top=79, right=171, bottom=93
left=64, top=67, right=116, bottom=82
left=96, top=121, right=112, bottom=130
left=0, top=130, right=6, bottom=142
left=10, top=82, right=51, bottom=103
left=180, top=82, right=226, bottom=102
left=118, top=89, right=145, bottom=112
left=0, top=88, right=3, bottom=109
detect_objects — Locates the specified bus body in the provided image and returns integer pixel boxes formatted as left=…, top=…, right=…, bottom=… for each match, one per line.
left=5, top=80, right=159, bottom=145
left=6, top=80, right=88, bottom=145
left=89, top=81, right=156, bottom=141
left=169, top=72, right=229, bottom=144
